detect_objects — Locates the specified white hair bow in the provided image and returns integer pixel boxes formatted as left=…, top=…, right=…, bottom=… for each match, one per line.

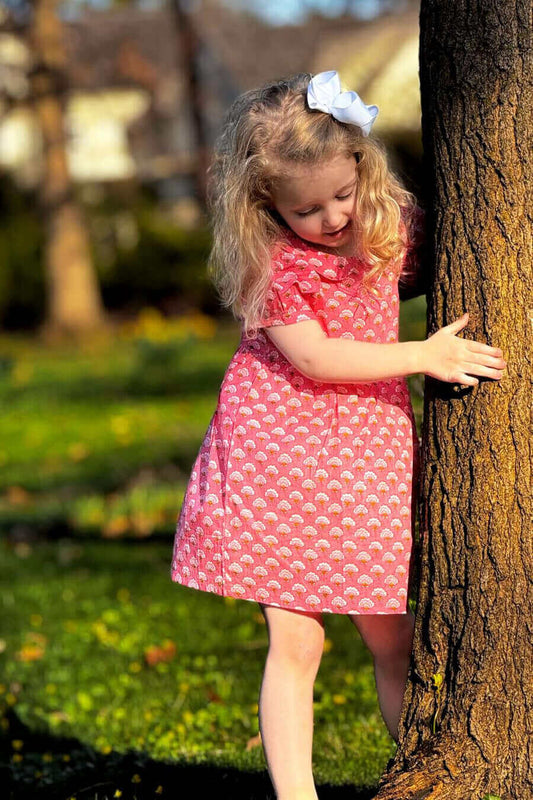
left=307, top=70, right=378, bottom=137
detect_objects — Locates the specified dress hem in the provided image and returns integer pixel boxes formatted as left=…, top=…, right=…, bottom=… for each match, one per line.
left=171, top=573, right=409, bottom=616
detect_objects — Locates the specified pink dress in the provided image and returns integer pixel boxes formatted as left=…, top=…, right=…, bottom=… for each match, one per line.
left=171, top=231, right=419, bottom=614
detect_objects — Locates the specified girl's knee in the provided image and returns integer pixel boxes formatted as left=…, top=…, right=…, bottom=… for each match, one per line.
left=262, top=606, right=325, bottom=672
left=352, top=612, right=414, bottom=662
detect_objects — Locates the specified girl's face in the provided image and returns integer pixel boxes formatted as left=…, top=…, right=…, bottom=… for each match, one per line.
left=271, top=154, right=357, bottom=255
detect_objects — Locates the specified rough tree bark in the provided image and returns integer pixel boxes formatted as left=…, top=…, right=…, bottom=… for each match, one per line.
left=374, top=2, right=532, bottom=799
left=31, top=0, right=108, bottom=339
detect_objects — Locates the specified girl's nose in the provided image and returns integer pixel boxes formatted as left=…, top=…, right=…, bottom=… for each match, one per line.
left=323, top=208, right=343, bottom=231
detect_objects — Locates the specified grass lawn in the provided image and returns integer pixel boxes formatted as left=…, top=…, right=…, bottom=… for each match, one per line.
left=0, top=297, right=426, bottom=799
left=1, top=540, right=393, bottom=799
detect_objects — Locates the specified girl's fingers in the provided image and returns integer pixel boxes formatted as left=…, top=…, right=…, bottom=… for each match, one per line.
left=463, top=363, right=505, bottom=380
left=430, top=315, right=507, bottom=384
left=443, top=313, right=469, bottom=335
left=466, top=341, right=504, bottom=358
left=466, top=352, right=506, bottom=369
left=455, top=373, right=479, bottom=386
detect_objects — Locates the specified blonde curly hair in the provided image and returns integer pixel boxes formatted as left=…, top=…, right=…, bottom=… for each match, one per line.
left=208, top=73, right=415, bottom=335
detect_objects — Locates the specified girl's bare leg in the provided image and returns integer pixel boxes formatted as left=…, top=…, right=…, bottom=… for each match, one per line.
left=259, top=605, right=324, bottom=800
left=350, top=611, right=415, bottom=741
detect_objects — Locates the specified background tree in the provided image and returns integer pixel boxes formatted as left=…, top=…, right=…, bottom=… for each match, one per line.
left=170, top=0, right=209, bottom=210
left=374, top=2, right=533, bottom=798
left=30, top=0, right=108, bottom=339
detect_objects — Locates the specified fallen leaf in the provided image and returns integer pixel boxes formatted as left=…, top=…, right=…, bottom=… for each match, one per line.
left=246, top=733, right=262, bottom=751
left=144, top=641, right=176, bottom=667
left=16, top=645, right=45, bottom=662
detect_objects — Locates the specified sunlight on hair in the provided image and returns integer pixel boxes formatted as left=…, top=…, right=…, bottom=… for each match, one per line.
left=208, top=73, right=415, bottom=336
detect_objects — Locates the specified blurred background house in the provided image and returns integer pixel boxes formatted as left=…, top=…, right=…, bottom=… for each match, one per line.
left=0, top=0, right=421, bottom=333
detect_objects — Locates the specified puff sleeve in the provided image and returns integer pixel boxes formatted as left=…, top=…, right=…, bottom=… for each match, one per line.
left=260, top=247, right=323, bottom=328
left=399, top=205, right=428, bottom=301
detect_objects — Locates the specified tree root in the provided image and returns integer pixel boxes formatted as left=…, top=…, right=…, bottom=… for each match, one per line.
left=372, top=738, right=487, bottom=800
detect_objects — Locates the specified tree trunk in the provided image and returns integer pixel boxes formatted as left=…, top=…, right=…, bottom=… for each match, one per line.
left=170, top=0, right=209, bottom=210
left=374, top=2, right=533, bottom=798
left=31, top=0, right=108, bottom=339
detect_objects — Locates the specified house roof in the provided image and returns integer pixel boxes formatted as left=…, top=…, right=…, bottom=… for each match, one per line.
left=320, top=6, right=421, bottom=133
left=66, top=6, right=181, bottom=93
left=196, top=2, right=366, bottom=90
left=3, top=1, right=421, bottom=133
left=0, top=3, right=422, bottom=188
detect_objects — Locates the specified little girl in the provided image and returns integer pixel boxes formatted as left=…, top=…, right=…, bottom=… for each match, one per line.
left=171, top=71, right=505, bottom=800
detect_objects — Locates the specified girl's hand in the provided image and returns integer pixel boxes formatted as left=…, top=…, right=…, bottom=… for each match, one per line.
left=420, top=313, right=506, bottom=386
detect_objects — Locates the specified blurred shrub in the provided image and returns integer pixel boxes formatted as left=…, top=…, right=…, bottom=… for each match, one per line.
left=69, top=479, right=184, bottom=539
left=0, top=177, right=220, bottom=331
left=122, top=308, right=218, bottom=395
left=90, top=196, right=219, bottom=318
left=0, top=174, right=46, bottom=330
left=120, top=306, right=217, bottom=342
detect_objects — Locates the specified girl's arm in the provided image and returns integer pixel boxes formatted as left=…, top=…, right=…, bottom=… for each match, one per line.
left=265, top=313, right=506, bottom=387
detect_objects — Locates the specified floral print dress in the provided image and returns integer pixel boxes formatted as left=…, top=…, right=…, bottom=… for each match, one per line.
left=171, top=227, right=421, bottom=614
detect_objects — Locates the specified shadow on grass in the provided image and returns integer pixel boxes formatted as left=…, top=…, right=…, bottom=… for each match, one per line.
left=2, top=709, right=377, bottom=800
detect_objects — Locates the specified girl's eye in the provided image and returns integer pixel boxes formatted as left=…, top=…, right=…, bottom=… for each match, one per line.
left=337, top=190, right=354, bottom=200
left=296, top=208, right=317, bottom=217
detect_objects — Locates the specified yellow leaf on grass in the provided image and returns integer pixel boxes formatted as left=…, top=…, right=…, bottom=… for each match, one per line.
left=16, top=645, right=45, bottom=662
left=68, top=443, right=89, bottom=462
left=103, top=516, right=130, bottom=538
left=333, top=694, right=347, bottom=705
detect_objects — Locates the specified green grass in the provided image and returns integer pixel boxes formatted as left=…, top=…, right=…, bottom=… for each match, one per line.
left=0, top=320, right=239, bottom=540
left=0, top=297, right=427, bottom=798
left=1, top=540, right=392, bottom=798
